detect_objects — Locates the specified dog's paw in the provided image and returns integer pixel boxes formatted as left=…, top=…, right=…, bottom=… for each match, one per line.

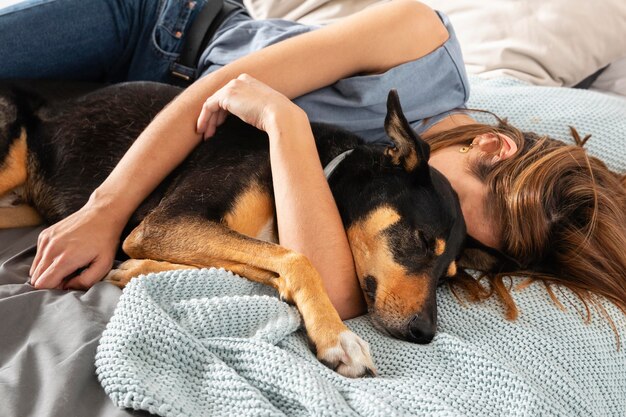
left=104, top=259, right=197, bottom=288
left=318, top=330, right=376, bottom=378
left=0, top=188, right=23, bottom=207
left=103, top=259, right=151, bottom=288
left=103, top=260, right=142, bottom=288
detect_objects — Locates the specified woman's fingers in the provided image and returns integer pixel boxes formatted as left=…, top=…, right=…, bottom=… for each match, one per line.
left=30, top=227, right=69, bottom=285
left=31, top=239, right=112, bottom=290
left=216, top=109, right=228, bottom=128
left=30, top=230, right=48, bottom=277
left=196, top=99, right=213, bottom=135
left=197, top=95, right=226, bottom=140
left=203, top=109, right=228, bottom=140
left=28, top=202, right=121, bottom=291
left=30, top=237, right=56, bottom=285
left=197, top=74, right=290, bottom=139
left=32, top=253, right=88, bottom=289
left=64, top=256, right=112, bottom=290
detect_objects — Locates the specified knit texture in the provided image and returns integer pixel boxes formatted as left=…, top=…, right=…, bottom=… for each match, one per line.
left=96, top=267, right=626, bottom=417
left=96, top=78, right=626, bottom=416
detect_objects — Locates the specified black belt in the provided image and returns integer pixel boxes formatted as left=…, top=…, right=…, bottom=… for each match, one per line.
left=172, top=0, right=237, bottom=81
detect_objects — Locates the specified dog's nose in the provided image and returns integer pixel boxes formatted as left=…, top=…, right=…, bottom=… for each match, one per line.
left=406, top=314, right=435, bottom=344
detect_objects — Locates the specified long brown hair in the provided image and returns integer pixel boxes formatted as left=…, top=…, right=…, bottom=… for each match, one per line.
left=426, top=114, right=626, bottom=330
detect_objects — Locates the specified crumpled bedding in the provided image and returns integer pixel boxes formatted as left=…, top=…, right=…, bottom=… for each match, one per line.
left=95, top=268, right=626, bottom=417
left=0, top=226, right=148, bottom=417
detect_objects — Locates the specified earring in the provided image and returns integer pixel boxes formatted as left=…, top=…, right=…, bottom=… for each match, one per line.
left=459, top=142, right=474, bottom=153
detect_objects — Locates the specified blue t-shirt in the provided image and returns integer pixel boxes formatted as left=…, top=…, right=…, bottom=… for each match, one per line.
left=199, top=6, right=469, bottom=144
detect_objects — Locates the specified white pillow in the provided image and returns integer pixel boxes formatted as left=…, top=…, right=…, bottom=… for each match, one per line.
left=244, top=0, right=626, bottom=87
left=423, top=0, right=626, bottom=87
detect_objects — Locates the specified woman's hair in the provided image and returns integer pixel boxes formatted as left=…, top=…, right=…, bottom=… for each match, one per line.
left=425, top=114, right=626, bottom=331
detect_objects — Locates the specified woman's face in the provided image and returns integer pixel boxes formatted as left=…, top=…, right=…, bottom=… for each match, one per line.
left=428, top=133, right=517, bottom=250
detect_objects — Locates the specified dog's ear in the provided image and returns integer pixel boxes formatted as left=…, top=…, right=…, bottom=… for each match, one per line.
left=0, top=84, right=44, bottom=167
left=0, top=96, right=17, bottom=135
left=0, top=89, right=20, bottom=162
left=0, top=83, right=44, bottom=132
left=458, top=237, right=522, bottom=274
left=384, top=89, right=430, bottom=175
left=457, top=248, right=502, bottom=272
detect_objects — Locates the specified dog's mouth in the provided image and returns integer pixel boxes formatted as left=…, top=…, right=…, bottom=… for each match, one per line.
left=368, top=307, right=437, bottom=343
left=369, top=316, right=395, bottom=339
left=368, top=311, right=406, bottom=341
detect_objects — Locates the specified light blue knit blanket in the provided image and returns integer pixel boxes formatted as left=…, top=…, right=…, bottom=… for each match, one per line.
left=96, top=78, right=626, bottom=416
left=96, top=268, right=625, bottom=417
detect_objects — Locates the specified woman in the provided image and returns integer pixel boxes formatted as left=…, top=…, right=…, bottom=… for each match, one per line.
left=6, top=0, right=625, bottom=321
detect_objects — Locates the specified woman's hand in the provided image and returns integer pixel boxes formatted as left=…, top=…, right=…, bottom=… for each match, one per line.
left=28, top=75, right=299, bottom=292
left=196, top=73, right=304, bottom=139
left=197, top=74, right=365, bottom=319
left=29, top=200, right=123, bottom=290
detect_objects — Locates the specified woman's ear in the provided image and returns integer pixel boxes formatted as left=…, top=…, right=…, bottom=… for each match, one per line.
left=495, top=133, right=518, bottom=162
left=474, top=133, right=518, bottom=163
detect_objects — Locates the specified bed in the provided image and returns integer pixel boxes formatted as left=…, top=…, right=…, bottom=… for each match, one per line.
left=1, top=1, right=625, bottom=416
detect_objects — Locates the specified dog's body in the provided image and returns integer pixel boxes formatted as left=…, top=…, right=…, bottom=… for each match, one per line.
left=0, top=81, right=465, bottom=377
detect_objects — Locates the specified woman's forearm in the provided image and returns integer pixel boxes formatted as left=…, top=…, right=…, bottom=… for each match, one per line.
left=89, top=0, right=447, bottom=224
left=85, top=71, right=230, bottom=226
left=30, top=1, right=449, bottom=292
left=193, top=74, right=366, bottom=318
left=266, top=109, right=366, bottom=320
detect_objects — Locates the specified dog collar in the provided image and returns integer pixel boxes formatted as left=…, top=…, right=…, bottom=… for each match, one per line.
left=323, top=149, right=354, bottom=180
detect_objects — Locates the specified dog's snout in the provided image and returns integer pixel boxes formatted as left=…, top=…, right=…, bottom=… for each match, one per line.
left=407, top=314, right=435, bottom=344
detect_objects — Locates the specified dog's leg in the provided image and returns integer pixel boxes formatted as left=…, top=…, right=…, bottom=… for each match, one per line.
left=0, top=128, right=27, bottom=196
left=105, top=258, right=277, bottom=290
left=122, top=213, right=376, bottom=377
left=104, top=259, right=197, bottom=288
left=0, top=204, right=43, bottom=228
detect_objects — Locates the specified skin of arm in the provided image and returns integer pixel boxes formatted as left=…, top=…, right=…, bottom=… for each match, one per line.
left=30, top=1, right=449, bottom=319
left=197, top=74, right=366, bottom=318
left=265, top=97, right=366, bottom=319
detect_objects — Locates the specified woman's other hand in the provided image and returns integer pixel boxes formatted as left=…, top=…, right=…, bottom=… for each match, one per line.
left=197, top=74, right=365, bottom=319
left=196, top=73, right=302, bottom=139
left=29, top=200, right=123, bottom=290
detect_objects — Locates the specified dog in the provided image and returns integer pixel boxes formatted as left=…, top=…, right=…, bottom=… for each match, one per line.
left=0, top=81, right=466, bottom=377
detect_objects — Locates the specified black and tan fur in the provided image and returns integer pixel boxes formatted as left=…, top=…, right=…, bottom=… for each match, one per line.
left=0, top=82, right=466, bottom=377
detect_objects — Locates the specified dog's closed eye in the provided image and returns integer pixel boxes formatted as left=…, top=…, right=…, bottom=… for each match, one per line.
left=414, top=230, right=429, bottom=250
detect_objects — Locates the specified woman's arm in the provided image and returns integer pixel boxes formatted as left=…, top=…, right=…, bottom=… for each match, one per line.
left=30, top=1, right=448, bottom=318
left=92, top=0, right=448, bottom=218
left=197, top=74, right=367, bottom=318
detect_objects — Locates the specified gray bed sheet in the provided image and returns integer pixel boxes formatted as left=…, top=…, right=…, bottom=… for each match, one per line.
left=0, top=226, right=150, bottom=417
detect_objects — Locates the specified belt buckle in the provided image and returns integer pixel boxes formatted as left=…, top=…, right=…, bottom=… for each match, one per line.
left=170, top=62, right=196, bottom=84
left=171, top=70, right=192, bottom=81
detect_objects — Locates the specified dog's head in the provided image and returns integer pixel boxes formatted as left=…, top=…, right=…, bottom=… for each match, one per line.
left=333, top=90, right=466, bottom=343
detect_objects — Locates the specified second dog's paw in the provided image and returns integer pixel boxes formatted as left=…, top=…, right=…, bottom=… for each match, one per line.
left=0, top=188, right=23, bottom=207
left=318, top=330, right=376, bottom=378
left=104, top=268, right=134, bottom=288
left=104, top=259, right=197, bottom=288
left=103, top=259, right=148, bottom=288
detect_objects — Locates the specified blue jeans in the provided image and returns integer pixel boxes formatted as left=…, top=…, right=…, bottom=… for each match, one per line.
left=0, top=0, right=241, bottom=83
